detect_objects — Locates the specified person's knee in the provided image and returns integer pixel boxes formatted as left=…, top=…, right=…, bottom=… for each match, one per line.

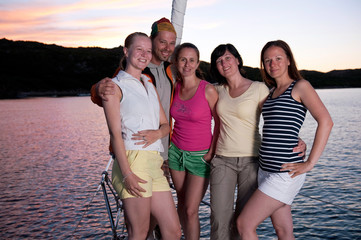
left=161, top=224, right=182, bottom=239
left=236, top=216, right=254, bottom=237
left=172, top=225, right=182, bottom=239
left=185, top=206, right=198, bottom=220
left=128, top=225, right=149, bottom=239
left=236, top=216, right=244, bottom=235
left=274, top=225, right=294, bottom=240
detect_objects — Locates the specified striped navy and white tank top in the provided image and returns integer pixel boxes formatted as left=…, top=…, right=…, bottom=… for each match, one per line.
left=259, top=80, right=307, bottom=173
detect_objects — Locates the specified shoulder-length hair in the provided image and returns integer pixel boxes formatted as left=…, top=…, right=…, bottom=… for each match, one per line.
left=260, top=40, right=302, bottom=88
left=210, top=44, right=245, bottom=85
left=173, top=42, right=205, bottom=80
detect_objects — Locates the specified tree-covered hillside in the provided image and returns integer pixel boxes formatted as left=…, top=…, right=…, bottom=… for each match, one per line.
left=0, top=38, right=360, bottom=99
left=0, top=38, right=122, bottom=98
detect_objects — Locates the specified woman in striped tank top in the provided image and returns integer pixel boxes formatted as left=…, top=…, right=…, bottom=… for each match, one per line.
left=237, top=40, right=333, bottom=239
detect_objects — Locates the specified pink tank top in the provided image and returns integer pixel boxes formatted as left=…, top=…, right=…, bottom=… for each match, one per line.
left=170, top=80, right=212, bottom=151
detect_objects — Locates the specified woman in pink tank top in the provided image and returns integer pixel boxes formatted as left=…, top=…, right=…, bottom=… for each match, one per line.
left=168, top=43, right=220, bottom=239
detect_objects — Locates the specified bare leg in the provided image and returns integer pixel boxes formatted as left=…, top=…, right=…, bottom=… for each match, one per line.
left=151, top=191, right=182, bottom=240
left=146, top=214, right=158, bottom=240
left=185, top=173, right=209, bottom=240
left=270, top=204, right=294, bottom=240
left=171, top=169, right=209, bottom=240
left=122, top=197, right=151, bottom=240
left=146, top=160, right=172, bottom=240
left=170, top=169, right=187, bottom=234
left=236, top=190, right=285, bottom=240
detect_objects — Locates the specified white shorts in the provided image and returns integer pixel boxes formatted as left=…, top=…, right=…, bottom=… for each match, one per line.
left=258, top=168, right=306, bottom=205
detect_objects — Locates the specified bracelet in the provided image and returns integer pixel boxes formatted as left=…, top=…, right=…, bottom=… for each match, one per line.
left=122, top=171, right=133, bottom=182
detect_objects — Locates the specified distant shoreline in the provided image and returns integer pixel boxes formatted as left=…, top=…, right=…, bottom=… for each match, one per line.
left=11, top=86, right=360, bottom=99
left=1, top=39, right=360, bottom=99
left=16, top=91, right=90, bottom=99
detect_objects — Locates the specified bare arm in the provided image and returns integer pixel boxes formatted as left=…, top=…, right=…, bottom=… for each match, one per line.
left=203, top=84, right=219, bottom=162
left=281, top=80, right=333, bottom=177
left=102, top=87, right=147, bottom=197
left=90, top=78, right=117, bottom=106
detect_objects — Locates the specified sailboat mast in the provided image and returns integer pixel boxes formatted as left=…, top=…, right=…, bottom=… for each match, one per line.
left=171, top=0, right=188, bottom=46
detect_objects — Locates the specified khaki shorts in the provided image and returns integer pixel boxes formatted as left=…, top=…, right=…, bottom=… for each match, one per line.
left=112, top=150, right=170, bottom=199
left=168, top=142, right=210, bottom=178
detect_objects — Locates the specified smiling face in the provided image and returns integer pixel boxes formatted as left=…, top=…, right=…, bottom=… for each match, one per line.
left=176, top=47, right=200, bottom=78
left=215, top=50, right=240, bottom=78
left=263, top=46, right=290, bottom=80
left=124, top=35, right=152, bottom=71
left=151, top=31, right=176, bottom=65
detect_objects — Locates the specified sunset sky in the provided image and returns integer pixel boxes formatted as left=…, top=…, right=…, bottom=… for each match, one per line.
left=1, top=0, right=360, bottom=72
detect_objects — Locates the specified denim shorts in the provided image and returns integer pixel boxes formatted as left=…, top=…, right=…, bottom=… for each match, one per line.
left=168, top=142, right=210, bottom=178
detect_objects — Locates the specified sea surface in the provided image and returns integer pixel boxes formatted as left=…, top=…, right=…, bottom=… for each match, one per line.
left=0, top=88, right=360, bottom=239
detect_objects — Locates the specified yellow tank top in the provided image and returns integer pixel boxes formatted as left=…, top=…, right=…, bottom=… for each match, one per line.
left=215, top=81, right=269, bottom=157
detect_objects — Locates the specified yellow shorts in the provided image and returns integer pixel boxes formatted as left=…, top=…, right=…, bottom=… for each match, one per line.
left=112, top=150, right=170, bottom=199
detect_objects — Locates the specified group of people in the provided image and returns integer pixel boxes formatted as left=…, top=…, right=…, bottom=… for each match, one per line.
left=91, top=17, right=333, bottom=240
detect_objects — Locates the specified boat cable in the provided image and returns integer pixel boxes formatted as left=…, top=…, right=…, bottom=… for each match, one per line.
left=298, top=192, right=361, bottom=214
left=69, top=156, right=114, bottom=239
left=200, top=189, right=361, bottom=215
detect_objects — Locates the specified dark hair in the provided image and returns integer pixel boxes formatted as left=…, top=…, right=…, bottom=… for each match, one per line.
left=210, top=44, right=245, bottom=85
left=173, top=42, right=205, bottom=80
left=260, top=40, right=302, bottom=87
left=150, top=32, right=159, bottom=41
left=120, top=32, right=149, bottom=70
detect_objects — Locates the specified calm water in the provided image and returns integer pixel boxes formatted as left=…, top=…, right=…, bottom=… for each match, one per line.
left=0, top=88, right=360, bottom=239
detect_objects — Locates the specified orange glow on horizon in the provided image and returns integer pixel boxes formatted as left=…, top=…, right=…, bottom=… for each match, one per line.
left=0, top=0, right=167, bottom=48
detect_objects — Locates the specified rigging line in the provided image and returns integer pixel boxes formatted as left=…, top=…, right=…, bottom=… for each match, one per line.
left=70, top=183, right=102, bottom=238
left=70, top=156, right=114, bottom=239
left=174, top=186, right=360, bottom=212
left=298, top=193, right=361, bottom=214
